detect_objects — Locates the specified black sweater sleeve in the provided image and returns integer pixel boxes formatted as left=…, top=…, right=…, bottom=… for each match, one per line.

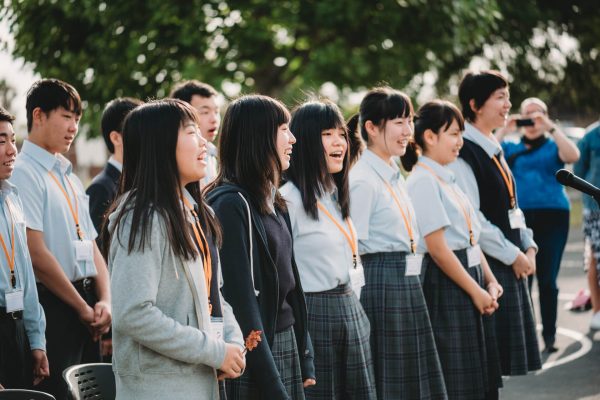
left=211, top=193, right=290, bottom=399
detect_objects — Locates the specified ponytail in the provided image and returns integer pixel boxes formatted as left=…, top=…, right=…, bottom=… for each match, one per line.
left=400, top=140, right=419, bottom=172
left=346, top=113, right=364, bottom=167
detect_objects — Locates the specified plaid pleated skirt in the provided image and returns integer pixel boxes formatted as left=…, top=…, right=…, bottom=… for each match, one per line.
left=583, top=210, right=600, bottom=283
left=304, top=284, right=377, bottom=400
left=422, top=250, right=503, bottom=399
left=225, top=326, right=305, bottom=400
left=487, top=257, right=541, bottom=375
left=360, top=251, right=447, bottom=400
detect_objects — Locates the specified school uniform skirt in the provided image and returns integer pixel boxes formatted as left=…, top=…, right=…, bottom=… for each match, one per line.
left=304, top=284, right=376, bottom=400
left=422, top=250, right=502, bottom=399
left=487, top=256, right=541, bottom=375
left=360, top=251, right=447, bottom=400
left=225, top=326, right=304, bottom=400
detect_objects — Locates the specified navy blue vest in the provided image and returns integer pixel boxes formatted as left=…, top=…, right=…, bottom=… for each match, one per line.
left=459, top=138, right=522, bottom=253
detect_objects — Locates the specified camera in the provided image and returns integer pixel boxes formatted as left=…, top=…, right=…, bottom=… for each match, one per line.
left=516, top=118, right=535, bottom=127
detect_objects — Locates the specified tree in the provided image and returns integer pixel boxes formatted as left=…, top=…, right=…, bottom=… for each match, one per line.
left=1, top=0, right=598, bottom=133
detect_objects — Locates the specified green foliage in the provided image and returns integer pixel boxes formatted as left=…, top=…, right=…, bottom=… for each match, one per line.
left=1, top=0, right=598, bottom=135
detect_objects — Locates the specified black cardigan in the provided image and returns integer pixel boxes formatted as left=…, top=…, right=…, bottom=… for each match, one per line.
left=207, top=183, right=315, bottom=398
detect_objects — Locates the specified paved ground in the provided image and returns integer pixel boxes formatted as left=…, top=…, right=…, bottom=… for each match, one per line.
left=501, top=222, right=600, bottom=399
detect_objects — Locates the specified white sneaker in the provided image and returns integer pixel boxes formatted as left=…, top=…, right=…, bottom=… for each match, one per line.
left=591, top=311, right=600, bottom=330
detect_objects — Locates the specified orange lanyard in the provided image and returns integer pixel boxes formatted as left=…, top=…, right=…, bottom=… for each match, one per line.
left=382, top=181, right=416, bottom=254
left=316, top=201, right=358, bottom=267
left=0, top=198, right=16, bottom=288
left=48, top=172, right=84, bottom=240
left=492, top=156, right=516, bottom=208
left=417, top=162, right=476, bottom=246
left=181, top=197, right=212, bottom=314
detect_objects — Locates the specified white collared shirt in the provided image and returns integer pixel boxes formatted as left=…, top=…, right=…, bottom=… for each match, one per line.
left=349, top=149, right=421, bottom=255
left=448, top=123, right=536, bottom=265
left=281, top=182, right=352, bottom=292
left=406, top=156, right=481, bottom=253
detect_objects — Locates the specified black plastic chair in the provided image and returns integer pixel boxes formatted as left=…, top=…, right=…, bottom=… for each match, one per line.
left=0, top=389, right=56, bottom=400
left=62, top=363, right=115, bottom=400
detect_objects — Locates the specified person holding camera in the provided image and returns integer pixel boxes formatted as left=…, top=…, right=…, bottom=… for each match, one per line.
left=495, top=97, right=580, bottom=353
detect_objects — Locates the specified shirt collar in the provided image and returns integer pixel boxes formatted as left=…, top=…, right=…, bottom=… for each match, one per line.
left=21, top=140, right=73, bottom=174
left=108, top=156, right=123, bottom=173
left=418, top=155, right=455, bottom=183
left=363, top=148, right=402, bottom=183
left=267, top=184, right=277, bottom=215
left=463, top=123, right=502, bottom=158
left=0, top=180, right=17, bottom=201
left=207, top=142, right=218, bottom=157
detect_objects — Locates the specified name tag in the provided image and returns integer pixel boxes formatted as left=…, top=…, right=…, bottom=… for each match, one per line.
left=508, top=208, right=527, bottom=229
left=5, top=289, right=24, bottom=313
left=467, top=244, right=481, bottom=268
left=349, top=260, right=365, bottom=298
left=210, top=317, right=224, bottom=340
left=74, top=240, right=94, bottom=262
left=405, top=254, right=423, bottom=276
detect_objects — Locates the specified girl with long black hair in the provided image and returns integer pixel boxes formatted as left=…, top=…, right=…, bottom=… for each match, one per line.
left=207, top=95, right=316, bottom=400
left=107, top=99, right=245, bottom=399
left=280, top=100, right=376, bottom=399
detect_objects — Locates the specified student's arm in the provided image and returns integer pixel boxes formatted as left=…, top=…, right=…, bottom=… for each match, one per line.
left=26, top=229, right=95, bottom=325
left=90, top=243, right=111, bottom=337
left=424, top=229, right=493, bottom=314
left=449, top=159, right=531, bottom=278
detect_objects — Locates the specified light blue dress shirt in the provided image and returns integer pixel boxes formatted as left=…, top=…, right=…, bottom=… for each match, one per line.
left=10, top=140, right=98, bottom=281
left=0, top=180, right=46, bottom=350
left=349, top=149, right=421, bottom=255
left=447, top=123, right=537, bottom=266
left=281, top=182, right=352, bottom=292
left=201, top=142, right=218, bottom=187
left=406, top=156, right=482, bottom=253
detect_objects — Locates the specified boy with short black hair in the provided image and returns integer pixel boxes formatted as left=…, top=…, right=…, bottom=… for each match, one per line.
left=170, top=80, right=220, bottom=186
left=10, top=79, right=111, bottom=399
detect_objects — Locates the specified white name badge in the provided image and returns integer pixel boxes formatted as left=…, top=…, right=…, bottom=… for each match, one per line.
left=405, top=254, right=423, bottom=276
left=349, top=260, right=366, bottom=298
left=508, top=208, right=527, bottom=229
left=210, top=317, right=224, bottom=340
left=74, top=240, right=94, bottom=262
left=5, top=289, right=24, bottom=313
left=467, top=244, right=481, bottom=268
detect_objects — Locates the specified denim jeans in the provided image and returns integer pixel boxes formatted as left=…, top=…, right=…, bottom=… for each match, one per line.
left=524, top=209, right=570, bottom=346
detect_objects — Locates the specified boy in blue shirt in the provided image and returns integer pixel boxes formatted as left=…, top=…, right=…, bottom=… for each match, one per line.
left=0, top=106, right=49, bottom=389
left=10, top=80, right=111, bottom=399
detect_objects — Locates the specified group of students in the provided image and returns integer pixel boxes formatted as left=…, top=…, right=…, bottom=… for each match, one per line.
left=0, top=69, right=552, bottom=400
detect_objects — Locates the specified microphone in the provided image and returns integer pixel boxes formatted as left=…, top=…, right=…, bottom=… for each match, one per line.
left=555, top=169, right=600, bottom=199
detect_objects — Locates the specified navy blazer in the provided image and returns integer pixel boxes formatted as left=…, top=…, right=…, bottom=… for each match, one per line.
left=86, top=162, right=120, bottom=249
left=207, top=183, right=315, bottom=399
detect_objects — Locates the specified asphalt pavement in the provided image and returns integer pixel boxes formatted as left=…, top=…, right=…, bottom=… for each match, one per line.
left=500, top=222, right=600, bottom=399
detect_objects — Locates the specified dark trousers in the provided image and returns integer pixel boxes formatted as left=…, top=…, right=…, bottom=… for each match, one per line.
left=35, top=283, right=101, bottom=400
left=524, top=209, right=570, bottom=346
left=0, top=310, right=32, bottom=389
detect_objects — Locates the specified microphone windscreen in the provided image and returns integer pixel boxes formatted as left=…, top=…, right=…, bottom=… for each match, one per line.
left=555, top=169, right=572, bottom=185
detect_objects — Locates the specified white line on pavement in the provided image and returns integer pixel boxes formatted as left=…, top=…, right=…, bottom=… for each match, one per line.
left=535, top=324, right=593, bottom=374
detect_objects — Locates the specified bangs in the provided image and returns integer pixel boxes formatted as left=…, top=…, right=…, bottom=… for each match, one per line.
left=383, top=92, right=413, bottom=120
left=272, top=98, right=291, bottom=125
left=442, top=101, right=465, bottom=132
